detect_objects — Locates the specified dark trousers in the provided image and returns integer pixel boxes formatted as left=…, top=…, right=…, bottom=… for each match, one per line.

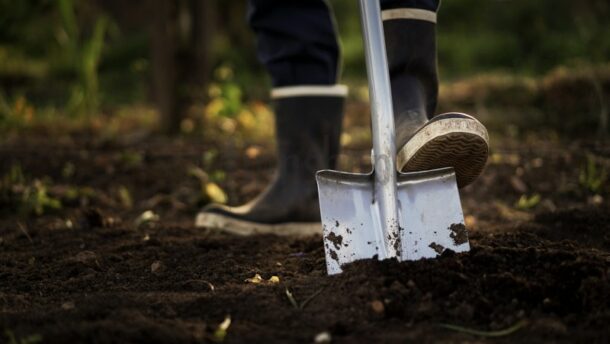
left=248, top=0, right=440, bottom=87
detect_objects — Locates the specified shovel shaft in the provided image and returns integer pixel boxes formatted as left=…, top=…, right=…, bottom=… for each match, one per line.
left=359, top=0, right=400, bottom=258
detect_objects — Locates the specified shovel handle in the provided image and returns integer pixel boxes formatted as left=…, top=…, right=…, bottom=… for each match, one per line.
left=359, top=0, right=401, bottom=258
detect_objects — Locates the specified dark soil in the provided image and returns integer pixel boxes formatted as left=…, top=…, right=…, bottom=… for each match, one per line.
left=1, top=134, right=609, bottom=343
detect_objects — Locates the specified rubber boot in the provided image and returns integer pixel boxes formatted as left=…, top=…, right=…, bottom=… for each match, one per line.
left=383, top=7, right=489, bottom=188
left=195, top=85, right=346, bottom=236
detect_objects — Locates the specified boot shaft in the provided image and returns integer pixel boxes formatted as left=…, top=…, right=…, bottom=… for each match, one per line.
left=383, top=7, right=439, bottom=146
left=271, top=86, right=347, bottom=176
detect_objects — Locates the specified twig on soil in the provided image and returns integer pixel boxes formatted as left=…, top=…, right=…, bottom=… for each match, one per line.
left=285, top=288, right=299, bottom=309
left=438, top=319, right=528, bottom=337
left=284, top=287, right=325, bottom=310
left=299, top=287, right=325, bottom=310
left=17, top=222, right=33, bottom=243
left=184, top=279, right=215, bottom=291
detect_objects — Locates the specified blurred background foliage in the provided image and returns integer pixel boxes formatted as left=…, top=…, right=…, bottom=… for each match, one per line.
left=0, top=0, right=608, bottom=135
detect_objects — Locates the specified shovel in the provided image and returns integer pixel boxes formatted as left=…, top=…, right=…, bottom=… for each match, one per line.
left=316, top=0, right=469, bottom=275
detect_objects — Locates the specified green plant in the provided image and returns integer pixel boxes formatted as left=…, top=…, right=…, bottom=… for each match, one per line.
left=58, top=0, right=110, bottom=117
left=21, top=180, right=62, bottom=216
left=0, top=165, right=61, bottom=216
left=61, top=162, right=76, bottom=179
left=579, top=154, right=607, bottom=193
left=205, top=65, right=244, bottom=118
left=117, top=186, right=133, bottom=209
left=119, top=151, right=143, bottom=169
left=515, top=194, right=541, bottom=210
left=2, top=164, right=25, bottom=186
left=4, top=329, right=42, bottom=344
left=211, top=316, right=231, bottom=342
left=0, top=164, right=25, bottom=205
left=0, top=93, right=35, bottom=130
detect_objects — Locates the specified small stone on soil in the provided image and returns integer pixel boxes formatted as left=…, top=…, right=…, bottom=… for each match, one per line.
left=314, top=331, right=331, bottom=343
left=61, top=301, right=75, bottom=310
left=370, top=300, right=385, bottom=314
left=151, top=260, right=164, bottom=273
left=75, top=251, right=97, bottom=264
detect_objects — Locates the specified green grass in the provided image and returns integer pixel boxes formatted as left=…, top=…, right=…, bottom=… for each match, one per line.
left=4, top=329, right=42, bottom=344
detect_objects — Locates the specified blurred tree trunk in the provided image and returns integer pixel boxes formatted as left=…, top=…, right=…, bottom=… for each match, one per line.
left=150, top=0, right=178, bottom=134
left=186, top=0, right=212, bottom=105
left=150, top=0, right=213, bottom=135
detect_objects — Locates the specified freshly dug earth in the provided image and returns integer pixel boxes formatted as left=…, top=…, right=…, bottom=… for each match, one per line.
left=1, top=134, right=609, bottom=343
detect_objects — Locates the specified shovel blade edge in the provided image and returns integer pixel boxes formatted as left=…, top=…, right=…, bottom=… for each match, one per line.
left=316, top=167, right=468, bottom=275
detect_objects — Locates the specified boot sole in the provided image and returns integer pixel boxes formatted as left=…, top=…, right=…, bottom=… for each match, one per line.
left=397, top=116, right=489, bottom=188
left=195, top=212, right=322, bottom=237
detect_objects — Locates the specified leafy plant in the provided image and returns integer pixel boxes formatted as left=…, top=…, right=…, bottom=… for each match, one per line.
left=117, top=186, right=133, bottom=209
left=0, top=94, right=35, bottom=130
left=2, top=164, right=25, bottom=186
left=21, top=180, right=62, bottom=216
left=4, top=329, right=42, bottom=344
left=57, top=0, right=110, bottom=117
left=515, top=194, right=541, bottom=210
left=119, top=151, right=143, bottom=169
left=0, top=164, right=25, bottom=206
left=579, top=154, right=607, bottom=193
left=205, top=65, right=244, bottom=118
left=0, top=165, right=61, bottom=216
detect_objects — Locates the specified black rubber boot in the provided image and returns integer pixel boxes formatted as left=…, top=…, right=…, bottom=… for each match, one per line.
left=383, top=9, right=489, bottom=188
left=195, top=87, right=346, bottom=235
left=384, top=9, right=438, bottom=147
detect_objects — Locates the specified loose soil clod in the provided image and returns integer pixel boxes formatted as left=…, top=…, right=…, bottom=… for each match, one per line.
left=449, top=223, right=468, bottom=245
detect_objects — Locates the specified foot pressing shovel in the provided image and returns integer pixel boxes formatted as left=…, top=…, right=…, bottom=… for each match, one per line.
left=316, top=0, right=469, bottom=275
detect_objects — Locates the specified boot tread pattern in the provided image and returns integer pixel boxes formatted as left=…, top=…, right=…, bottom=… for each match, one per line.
left=402, top=132, right=488, bottom=188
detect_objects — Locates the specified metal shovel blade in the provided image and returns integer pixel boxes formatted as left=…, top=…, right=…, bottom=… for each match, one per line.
left=317, top=167, right=468, bottom=275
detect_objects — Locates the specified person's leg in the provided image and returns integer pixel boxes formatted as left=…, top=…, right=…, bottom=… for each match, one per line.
left=381, top=0, right=489, bottom=188
left=247, top=0, right=340, bottom=87
left=196, top=0, right=346, bottom=233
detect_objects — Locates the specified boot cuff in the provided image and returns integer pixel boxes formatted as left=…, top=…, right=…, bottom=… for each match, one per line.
left=381, top=8, right=437, bottom=23
left=271, top=85, right=348, bottom=99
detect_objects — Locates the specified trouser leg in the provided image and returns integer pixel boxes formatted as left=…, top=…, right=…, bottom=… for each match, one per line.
left=247, top=0, right=340, bottom=87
